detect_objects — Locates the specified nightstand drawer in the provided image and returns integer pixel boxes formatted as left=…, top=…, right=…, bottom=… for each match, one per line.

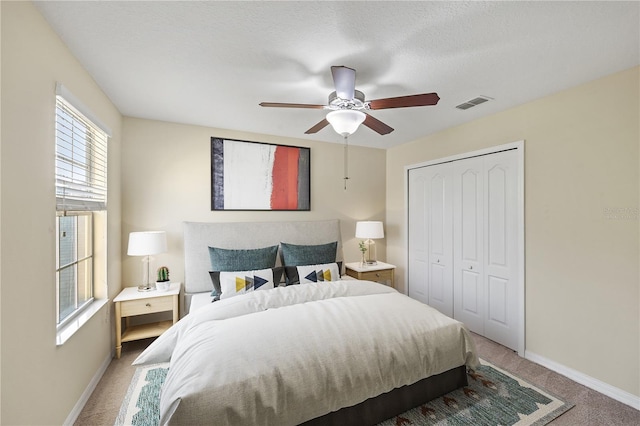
left=120, top=296, right=173, bottom=317
left=358, top=269, right=393, bottom=283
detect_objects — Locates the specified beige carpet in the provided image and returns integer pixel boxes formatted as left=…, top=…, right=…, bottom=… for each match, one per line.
left=75, top=334, right=639, bottom=425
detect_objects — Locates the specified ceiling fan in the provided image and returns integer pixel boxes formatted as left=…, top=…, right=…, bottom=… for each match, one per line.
left=259, top=65, right=440, bottom=136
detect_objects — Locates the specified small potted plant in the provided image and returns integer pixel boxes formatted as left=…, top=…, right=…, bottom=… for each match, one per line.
left=156, top=266, right=170, bottom=291
left=358, top=241, right=367, bottom=266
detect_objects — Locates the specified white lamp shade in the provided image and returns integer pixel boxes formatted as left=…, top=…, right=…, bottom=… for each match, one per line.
left=355, top=221, right=384, bottom=239
left=127, top=231, right=167, bottom=256
left=326, top=110, right=366, bottom=136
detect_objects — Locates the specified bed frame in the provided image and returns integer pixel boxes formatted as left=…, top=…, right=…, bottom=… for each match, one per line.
left=182, top=220, right=467, bottom=425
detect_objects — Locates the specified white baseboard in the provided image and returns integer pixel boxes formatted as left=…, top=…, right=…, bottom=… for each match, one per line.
left=63, top=352, right=113, bottom=426
left=525, top=350, right=640, bottom=411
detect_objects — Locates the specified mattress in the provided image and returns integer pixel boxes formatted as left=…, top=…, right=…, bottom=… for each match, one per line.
left=188, top=292, right=214, bottom=313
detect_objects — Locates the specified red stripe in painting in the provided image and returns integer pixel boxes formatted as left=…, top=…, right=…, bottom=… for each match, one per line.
left=271, top=146, right=299, bottom=209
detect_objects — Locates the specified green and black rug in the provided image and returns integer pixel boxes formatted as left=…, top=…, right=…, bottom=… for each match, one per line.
left=115, top=360, right=573, bottom=426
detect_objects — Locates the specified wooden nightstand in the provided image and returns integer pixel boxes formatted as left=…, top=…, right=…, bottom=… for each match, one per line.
left=345, top=262, right=396, bottom=288
left=114, top=283, right=180, bottom=358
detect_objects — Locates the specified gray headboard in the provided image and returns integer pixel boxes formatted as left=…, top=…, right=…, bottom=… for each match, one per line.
left=183, top=219, right=343, bottom=296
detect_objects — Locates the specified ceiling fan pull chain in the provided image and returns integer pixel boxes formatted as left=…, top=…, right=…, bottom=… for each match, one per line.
left=343, top=134, right=350, bottom=190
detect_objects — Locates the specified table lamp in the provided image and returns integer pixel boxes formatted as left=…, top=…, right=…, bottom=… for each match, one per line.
left=127, top=231, right=167, bottom=291
left=355, top=221, right=384, bottom=265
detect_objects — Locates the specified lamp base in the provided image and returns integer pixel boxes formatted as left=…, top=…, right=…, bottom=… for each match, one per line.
left=137, top=284, right=155, bottom=292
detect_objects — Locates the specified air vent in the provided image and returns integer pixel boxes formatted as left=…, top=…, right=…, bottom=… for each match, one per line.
left=456, top=96, right=492, bottom=110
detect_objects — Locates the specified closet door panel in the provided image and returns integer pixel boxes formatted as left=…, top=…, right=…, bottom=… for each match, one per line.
left=408, top=169, right=429, bottom=304
left=453, top=158, right=484, bottom=334
left=487, top=276, right=508, bottom=324
left=427, top=167, right=453, bottom=317
left=461, top=269, right=481, bottom=313
left=483, top=150, right=519, bottom=350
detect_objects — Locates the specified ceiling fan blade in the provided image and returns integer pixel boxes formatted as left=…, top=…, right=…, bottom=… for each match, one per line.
left=259, top=102, right=325, bottom=109
left=331, top=66, right=356, bottom=100
left=304, top=118, right=330, bottom=134
left=363, top=113, right=394, bottom=135
left=368, top=92, right=440, bottom=110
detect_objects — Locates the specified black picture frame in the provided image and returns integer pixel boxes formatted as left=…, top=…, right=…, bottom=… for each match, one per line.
left=211, top=137, right=311, bottom=211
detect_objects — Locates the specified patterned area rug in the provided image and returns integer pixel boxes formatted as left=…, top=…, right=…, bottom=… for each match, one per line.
left=115, top=360, right=573, bottom=426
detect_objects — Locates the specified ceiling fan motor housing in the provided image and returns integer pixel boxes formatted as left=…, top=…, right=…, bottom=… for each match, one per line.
left=328, top=90, right=367, bottom=110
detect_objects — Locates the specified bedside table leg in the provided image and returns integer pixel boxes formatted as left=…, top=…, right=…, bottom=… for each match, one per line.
left=115, top=301, right=122, bottom=359
left=172, top=294, right=179, bottom=324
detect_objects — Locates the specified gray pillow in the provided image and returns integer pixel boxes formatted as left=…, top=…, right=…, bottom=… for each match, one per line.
left=208, top=245, right=279, bottom=272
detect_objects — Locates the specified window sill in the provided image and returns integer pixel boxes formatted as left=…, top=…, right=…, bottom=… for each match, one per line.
left=56, top=298, right=109, bottom=346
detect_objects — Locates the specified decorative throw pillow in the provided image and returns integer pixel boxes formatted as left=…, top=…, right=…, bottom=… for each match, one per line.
left=296, top=263, right=341, bottom=284
left=208, top=245, right=279, bottom=271
left=280, top=241, right=338, bottom=284
left=209, top=267, right=283, bottom=300
left=280, top=241, right=338, bottom=267
left=286, top=262, right=341, bottom=285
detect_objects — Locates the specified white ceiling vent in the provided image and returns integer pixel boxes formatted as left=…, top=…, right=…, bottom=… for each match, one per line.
left=456, top=96, right=492, bottom=110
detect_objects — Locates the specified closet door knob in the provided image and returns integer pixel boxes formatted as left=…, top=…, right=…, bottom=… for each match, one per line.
left=469, top=266, right=473, bottom=270
left=437, top=259, right=440, bottom=263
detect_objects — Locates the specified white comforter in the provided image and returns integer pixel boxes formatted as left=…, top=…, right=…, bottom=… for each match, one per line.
left=134, top=280, right=479, bottom=425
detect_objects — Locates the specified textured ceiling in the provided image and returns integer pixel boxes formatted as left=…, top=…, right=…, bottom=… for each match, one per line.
left=34, top=1, right=639, bottom=149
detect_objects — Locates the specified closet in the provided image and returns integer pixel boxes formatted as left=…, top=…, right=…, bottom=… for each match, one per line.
left=407, top=143, right=523, bottom=352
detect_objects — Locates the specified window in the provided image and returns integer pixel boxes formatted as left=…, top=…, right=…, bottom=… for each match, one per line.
left=55, top=92, right=108, bottom=328
left=56, top=212, right=93, bottom=324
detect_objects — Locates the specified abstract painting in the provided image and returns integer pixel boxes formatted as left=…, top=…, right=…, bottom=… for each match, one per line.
left=211, top=137, right=310, bottom=211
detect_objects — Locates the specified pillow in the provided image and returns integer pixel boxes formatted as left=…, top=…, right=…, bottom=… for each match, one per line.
left=296, top=263, right=341, bottom=284
left=285, top=261, right=342, bottom=285
left=280, top=241, right=338, bottom=267
left=208, top=245, right=278, bottom=271
left=209, top=267, right=283, bottom=300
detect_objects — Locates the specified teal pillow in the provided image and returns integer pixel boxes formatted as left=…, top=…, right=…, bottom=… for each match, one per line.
left=208, top=245, right=279, bottom=272
left=280, top=241, right=338, bottom=267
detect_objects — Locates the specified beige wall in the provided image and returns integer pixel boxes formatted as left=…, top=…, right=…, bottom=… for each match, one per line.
left=1, top=2, right=122, bottom=425
left=386, top=67, right=639, bottom=397
left=121, top=117, right=387, bottom=288
left=1, top=1, right=636, bottom=422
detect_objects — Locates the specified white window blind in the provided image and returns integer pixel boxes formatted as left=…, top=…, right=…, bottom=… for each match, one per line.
left=55, top=96, right=108, bottom=211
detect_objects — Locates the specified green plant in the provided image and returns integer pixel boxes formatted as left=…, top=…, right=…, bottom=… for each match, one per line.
left=156, top=266, right=170, bottom=282
left=358, top=241, right=367, bottom=254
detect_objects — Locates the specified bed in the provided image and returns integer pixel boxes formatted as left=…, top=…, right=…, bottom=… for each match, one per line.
left=133, top=220, right=478, bottom=425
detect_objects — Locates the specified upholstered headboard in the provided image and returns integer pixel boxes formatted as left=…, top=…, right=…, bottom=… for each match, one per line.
left=183, top=219, right=343, bottom=298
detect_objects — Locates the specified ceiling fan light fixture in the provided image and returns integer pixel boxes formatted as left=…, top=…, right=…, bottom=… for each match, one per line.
left=326, top=109, right=366, bottom=136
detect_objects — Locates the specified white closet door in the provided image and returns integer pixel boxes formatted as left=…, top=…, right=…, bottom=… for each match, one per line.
left=483, top=150, right=519, bottom=349
left=426, top=165, right=453, bottom=317
left=407, top=164, right=453, bottom=315
left=408, top=144, right=522, bottom=353
left=408, top=168, right=429, bottom=303
left=453, top=157, right=485, bottom=335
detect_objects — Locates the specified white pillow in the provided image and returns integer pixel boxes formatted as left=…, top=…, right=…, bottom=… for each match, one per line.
left=296, top=263, right=341, bottom=284
left=219, top=268, right=275, bottom=299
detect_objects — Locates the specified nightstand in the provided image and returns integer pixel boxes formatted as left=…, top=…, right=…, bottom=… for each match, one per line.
left=345, top=262, right=396, bottom=288
left=114, top=283, right=180, bottom=358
